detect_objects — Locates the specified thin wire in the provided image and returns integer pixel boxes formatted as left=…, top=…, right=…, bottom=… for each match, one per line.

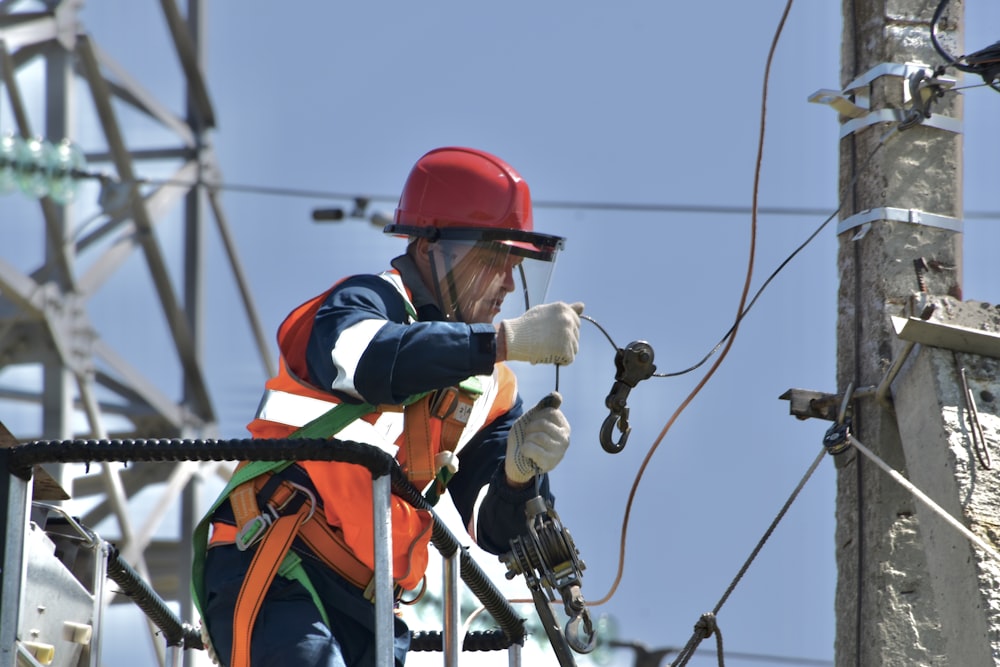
left=590, top=0, right=796, bottom=608
left=581, top=314, right=618, bottom=350
left=847, top=434, right=1000, bottom=562
left=8, top=153, right=999, bottom=220
left=930, top=0, right=964, bottom=70
left=655, top=128, right=895, bottom=379
left=116, top=176, right=1000, bottom=219
left=671, top=449, right=827, bottom=667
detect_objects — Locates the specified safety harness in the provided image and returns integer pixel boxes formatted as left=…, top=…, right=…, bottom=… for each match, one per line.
left=191, top=380, right=482, bottom=667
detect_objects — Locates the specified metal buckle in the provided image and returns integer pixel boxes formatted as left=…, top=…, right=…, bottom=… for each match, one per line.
left=236, top=513, right=274, bottom=551
left=430, top=387, right=460, bottom=419
left=235, top=482, right=317, bottom=551
left=268, top=481, right=317, bottom=525
left=430, top=387, right=472, bottom=424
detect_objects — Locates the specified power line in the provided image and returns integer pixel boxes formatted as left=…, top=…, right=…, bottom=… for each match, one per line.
left=143, top=177, right=1000, bottom=220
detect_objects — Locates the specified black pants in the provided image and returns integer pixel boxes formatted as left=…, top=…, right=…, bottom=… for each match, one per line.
left=202, top=543, right=410, bottom=667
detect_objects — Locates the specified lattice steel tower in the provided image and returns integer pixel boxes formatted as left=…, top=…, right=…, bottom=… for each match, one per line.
left=0, top=1, right=272, bottom=664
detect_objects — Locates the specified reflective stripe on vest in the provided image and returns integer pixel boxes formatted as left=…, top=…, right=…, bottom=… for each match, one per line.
left=255, top=388, right=404, bottom=455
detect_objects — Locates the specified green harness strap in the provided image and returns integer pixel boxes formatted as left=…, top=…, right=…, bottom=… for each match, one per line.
left=191, top=376, right=483, bottom=624
left=190, top=399, right=380, bottom=623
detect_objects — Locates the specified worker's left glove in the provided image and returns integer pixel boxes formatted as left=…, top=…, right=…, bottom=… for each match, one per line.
left=505, top=392, right=570, bottom=485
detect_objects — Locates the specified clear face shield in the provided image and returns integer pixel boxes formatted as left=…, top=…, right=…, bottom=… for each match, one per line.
left=423, top=232, right=563, bottom=324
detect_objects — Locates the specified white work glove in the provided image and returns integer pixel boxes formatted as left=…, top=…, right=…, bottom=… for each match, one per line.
left=501, top=302, right=584, bottom=365
left=505, top=392, right=571, bottom=485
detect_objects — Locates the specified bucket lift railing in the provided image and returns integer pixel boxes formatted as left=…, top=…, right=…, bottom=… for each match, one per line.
left=1, top=435, right=526, bottom=667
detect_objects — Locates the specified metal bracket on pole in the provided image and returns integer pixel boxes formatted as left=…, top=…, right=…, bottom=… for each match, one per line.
left=837, top=207, right=963, bottom=237
left=838, top=108, right=961, bottom=137
left=809, top=61, right=960, bottom=138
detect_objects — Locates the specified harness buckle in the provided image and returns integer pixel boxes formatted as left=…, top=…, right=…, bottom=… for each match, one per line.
left=430, top=387, right=472, bottom=423
left=272, top=481, right=318, bottom=526
left=235, top=481, right=318, bottom=551
left=235, top=513, right=274, bottom=551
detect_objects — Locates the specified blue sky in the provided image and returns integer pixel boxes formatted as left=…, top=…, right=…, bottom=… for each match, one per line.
left=3, top=2, right=1000, bottom=665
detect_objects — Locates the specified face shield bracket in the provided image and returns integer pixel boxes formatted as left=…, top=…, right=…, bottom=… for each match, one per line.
left=385, top=224, right=565, bottom=262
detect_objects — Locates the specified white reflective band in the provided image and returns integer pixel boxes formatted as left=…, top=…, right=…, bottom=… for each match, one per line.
left=329, top=319, right=389, bottom=399
left=336, top=418, right=400, bottom=456
left=378, top=271, right=413, bottom=318
left=255, top=388, right=401, bottom=455
left=256, top=388, right=333, bottom=426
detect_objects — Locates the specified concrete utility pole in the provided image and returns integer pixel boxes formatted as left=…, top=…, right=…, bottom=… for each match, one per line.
left=831, top=0, right=1000, bottom=664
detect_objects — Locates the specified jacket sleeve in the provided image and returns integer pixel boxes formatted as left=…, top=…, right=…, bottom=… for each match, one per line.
left=447, top=395, right=557, bottom=556
left=306, top=275, right=497, bottom=404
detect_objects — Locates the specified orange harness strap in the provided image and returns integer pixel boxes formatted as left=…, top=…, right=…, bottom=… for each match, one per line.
left=231, top=504, right=310, bottom=667
left=218, top=468, right=385, bottom=667
left=216, top=468, right=376, bottom=588
left=209, top=518, right=373, bottom=592
left=401, top=387, right=476, bottom=488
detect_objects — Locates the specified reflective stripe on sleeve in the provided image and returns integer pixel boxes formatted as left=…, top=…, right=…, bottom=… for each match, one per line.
left=329, top=318, right=389, bottom=399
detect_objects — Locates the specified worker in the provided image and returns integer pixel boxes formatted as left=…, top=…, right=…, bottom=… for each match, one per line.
left=194, top=146, right=584, bottom=667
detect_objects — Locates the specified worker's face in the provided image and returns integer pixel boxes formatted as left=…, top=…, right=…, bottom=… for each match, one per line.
left=428, top=241, right=521, bottom=323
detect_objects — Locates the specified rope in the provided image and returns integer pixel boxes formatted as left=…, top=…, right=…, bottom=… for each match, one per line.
left=847, top=435, right=1000, bottom=563
left=670, top=447, right=826, bottom=667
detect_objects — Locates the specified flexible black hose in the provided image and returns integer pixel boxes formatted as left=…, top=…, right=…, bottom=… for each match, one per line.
left=389, top=466, right=526, bottom=644
left=7, top=437, right=526, bottom=646
left=5, top=437, right=394, bottom=480
left=106, top=543, right=203, bottom=649
left=410, top=629, right=516, bottom=652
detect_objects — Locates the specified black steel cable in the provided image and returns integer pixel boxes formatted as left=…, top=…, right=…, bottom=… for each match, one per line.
left=106, top=543, right=204, bottom=649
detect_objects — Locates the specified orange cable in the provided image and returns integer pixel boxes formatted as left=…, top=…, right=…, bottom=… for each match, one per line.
left=591, top=0, right=797, bottom=608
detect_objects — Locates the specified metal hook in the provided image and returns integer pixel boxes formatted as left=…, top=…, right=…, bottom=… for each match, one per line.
left=565, top=607, right=597, bottom=654
left=600, top=408, right=630, bottom=453
left=599, top=341, right=656, bottom=454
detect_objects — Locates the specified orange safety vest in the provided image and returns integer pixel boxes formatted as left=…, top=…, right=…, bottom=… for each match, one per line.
left=241, top=270, right=517, bottom=590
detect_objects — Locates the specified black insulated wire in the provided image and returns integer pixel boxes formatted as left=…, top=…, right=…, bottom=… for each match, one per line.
left=931, top=0, right=1000, bottom=89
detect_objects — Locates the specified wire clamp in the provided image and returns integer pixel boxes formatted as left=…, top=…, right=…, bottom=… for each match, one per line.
left=823, top=419, right=853, bottom=456
left=809, top=62, right=959, bottom=138
left=823, top=383, right=856, bottom=456
left=600, top=341, right=656, bottom=453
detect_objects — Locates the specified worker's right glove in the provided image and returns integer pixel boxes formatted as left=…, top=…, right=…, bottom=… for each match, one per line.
left=505, top=392, right=571, bottom=485
left=501, top=302, right=584, bottom=365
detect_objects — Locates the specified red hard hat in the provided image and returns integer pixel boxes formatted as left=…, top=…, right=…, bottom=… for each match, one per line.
left=386, top=147, right=563, bottom=259
left=390, top=146, right=533, bottom=233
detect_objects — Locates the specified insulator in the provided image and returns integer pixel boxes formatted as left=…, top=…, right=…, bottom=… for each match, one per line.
left=14, top=136, right=50, bottom=198
left=0, top=134, right=87, bottom=202
left=47, top=138, right=86, bottom=204
left=0, top=133, right=19, bottom=194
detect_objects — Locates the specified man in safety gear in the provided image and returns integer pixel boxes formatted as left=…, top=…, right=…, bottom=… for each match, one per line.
left=194, top=146, right=584, bottom=667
